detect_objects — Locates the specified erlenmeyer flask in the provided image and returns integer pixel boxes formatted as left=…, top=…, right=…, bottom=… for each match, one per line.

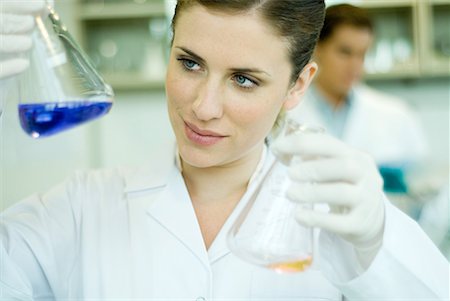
left=227, top=119, right=324, bottom=274
left=18, top=3, right=114, bottom=138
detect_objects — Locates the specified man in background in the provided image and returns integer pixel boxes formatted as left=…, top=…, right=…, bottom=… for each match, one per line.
left=289, top=3, right=427, bottom=194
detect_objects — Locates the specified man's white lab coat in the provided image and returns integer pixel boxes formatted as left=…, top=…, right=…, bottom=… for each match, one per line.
left=1, top=150, right=448, bottom=300
left=288, top=84, right=427, bottom=167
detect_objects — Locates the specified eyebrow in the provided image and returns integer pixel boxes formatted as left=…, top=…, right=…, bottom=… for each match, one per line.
left=175, top=46, right=271, bottom=77
left=176, top=46, right=206, bottom=65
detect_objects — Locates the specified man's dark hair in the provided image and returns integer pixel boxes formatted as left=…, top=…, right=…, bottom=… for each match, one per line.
left=319, top=4, right=373, bottom=43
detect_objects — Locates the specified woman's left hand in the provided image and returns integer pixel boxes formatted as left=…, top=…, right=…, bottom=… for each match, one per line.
left=272, top=131, right=385, bottom=269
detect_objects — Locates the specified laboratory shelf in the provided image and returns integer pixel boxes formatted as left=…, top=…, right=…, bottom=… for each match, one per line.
left=429, top=0, right=450, bottom=5
left=417, top=0, right=450, bottom=77
left=78, top=0, right=169, bottom=90
left=362, top=0, right=449, bottom=80
left=79, top=2, right=165, bottom=20
left=71, top=0, right=448, bottom=89
left=358, top=0, right=415, bottom=9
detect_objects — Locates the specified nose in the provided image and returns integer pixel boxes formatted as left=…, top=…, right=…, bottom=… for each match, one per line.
left=192, top=76, right=224, bottom=121
left=352, top=54, right=365, bottom=71
left=348, top=54, right=365, bottom=79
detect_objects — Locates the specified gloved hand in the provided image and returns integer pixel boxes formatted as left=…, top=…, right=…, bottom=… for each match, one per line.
left=272, top=131, right=385, bottom=269
left=0, top=0, right=49, bottom=79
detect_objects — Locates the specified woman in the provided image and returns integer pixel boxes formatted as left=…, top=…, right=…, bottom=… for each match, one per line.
left=1, top=0, right=448, bottom=300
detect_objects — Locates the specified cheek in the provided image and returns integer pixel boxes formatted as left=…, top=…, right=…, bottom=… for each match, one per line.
left=165, top=79, right=178, bottom=119
left=165, top=77, right=189, bottom=132
left=227, top=94, right=282, bottom=136
left=166, top=67, right=193, bottom=114
left=329, top=53, right=345, bottom=69
left=322, top=54, right=347, bottom=80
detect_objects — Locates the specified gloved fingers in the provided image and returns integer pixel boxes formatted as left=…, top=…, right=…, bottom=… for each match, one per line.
left=0, top=58, right=29, bottom=79
left=1, top=0, right=46, bottom=14
left=272, top=132, right=354, bottom=160
left=0, top=13, right=34, bottom=34
left=286, top=182, right=360, bottom=208
left=0, top=34, right=32, bottom=52
left=288, top=158, right=363, bottom=184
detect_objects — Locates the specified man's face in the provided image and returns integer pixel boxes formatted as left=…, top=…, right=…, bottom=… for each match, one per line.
left=314, top=24, right=373, bottom=96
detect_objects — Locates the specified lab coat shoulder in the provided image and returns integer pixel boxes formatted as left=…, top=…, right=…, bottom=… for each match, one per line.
left=54, top=160, right=176, bottom=234
left=0, top=152, right=175, bottom=298
left=0, top=170, right=102, bottom=298
left=1, top=144, right=176, bottom=241
left=355, top=84, right=418, bottom=119
left=62, top=141, right=176, bottom=206
left=351, top=84, right=428, bottom=163
left=319, top=197, right=450, bottom=300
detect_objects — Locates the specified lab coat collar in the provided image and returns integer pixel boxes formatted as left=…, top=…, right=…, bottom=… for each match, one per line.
left=208, top=148, right=275, bottom=263
left=310, top=83, right=355, bottom=110
left=146, top=166, right=211, bottom=270
left=144, top=145, right=275, bottom=267
left=124, top=144, right=177, bottom=193
left=125, top=147, right=274, bottom=269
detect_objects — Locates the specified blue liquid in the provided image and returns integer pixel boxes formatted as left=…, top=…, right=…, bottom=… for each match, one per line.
left=18, top=101, right=112, bottom=138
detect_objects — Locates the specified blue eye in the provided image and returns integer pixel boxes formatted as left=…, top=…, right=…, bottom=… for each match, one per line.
left=234, top=75, right=257, bottom=89
left=178, top=58, right=201, bottom=71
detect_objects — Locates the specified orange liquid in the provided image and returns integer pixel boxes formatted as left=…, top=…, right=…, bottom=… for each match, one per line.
left=267, top=256, right=313, bottom=273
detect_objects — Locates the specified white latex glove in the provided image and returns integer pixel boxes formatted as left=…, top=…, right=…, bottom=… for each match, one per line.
left=0, top=0, right=49, bottom=79
left=272, top=131, right=386, bottom=269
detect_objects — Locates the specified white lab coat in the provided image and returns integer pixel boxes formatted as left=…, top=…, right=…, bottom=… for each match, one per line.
left=288, top=84, right=427, bottom=167
left=1, top=148, right=448, bottom=300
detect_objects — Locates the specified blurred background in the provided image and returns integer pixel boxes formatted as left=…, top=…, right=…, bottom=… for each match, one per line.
left=1, top=0, right=449, bottom=258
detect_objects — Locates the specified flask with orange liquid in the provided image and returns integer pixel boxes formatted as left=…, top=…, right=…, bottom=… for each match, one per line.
left=227, top=119, right=323, bottom=273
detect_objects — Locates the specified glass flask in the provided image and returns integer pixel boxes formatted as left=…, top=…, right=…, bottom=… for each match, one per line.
left=18, top=3, right=114, bottom=138
left=227, top=119, right=324, bottom=274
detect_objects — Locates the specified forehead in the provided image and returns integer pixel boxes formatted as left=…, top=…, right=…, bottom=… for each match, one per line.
left=174, top=4, right=279, bottom=36
left=329, top=24, right=373, bottom=45
left=172, top=5, right=291, bottom=72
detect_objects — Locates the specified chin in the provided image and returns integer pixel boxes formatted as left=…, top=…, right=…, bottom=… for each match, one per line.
left=178, top=143, right=220, bottom=169
left=338, top=83, right=353, bottom=95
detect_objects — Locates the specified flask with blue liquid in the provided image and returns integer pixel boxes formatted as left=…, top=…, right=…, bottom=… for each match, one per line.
left=18, top=3, right=113, bottom=138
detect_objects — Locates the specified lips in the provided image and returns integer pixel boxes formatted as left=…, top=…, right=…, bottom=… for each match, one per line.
left=184, top=121, right=227, bottom=146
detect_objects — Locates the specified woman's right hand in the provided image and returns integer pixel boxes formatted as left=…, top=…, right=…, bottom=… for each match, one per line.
left=272, top=131, right=386, bottom=270
left=0, top=0, right=49, bottom=79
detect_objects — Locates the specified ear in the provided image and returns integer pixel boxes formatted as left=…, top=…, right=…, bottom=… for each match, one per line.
left=282, top=62, right=318, bottom=111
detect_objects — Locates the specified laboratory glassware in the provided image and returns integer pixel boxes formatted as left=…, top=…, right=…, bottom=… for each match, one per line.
left=18, top=3, right=114, bottom=138
left=227, top=119, right=324, bottom=274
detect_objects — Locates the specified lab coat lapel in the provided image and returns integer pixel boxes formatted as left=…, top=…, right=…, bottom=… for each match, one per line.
left=206, top=183, right=259, bottom=263
left=208, top=153, right=276, bottom=264
left=146, top=167, right=210, bottom=270
left=207, top=209, right=235, bottom=263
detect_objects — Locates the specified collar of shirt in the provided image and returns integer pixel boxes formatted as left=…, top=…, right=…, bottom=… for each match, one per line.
left=123, top=142, right=178, bottom=194
left=310, top=84, right=354, bottom=139
left=141, top=144, right=276, bottom=265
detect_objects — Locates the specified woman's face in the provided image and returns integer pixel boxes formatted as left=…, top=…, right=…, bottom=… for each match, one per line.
left=166, top=5, right=306, bottom=168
